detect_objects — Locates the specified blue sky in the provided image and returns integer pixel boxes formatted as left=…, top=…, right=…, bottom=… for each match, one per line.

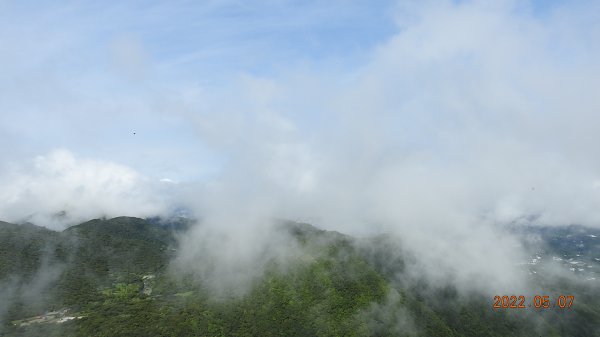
left=3, top=0, right=398, bottom=77
left=0, top=0, right=400, bottom=180
left=1, top=0, right=600, bottom=235
left=0, top=0, right=582, bottom=177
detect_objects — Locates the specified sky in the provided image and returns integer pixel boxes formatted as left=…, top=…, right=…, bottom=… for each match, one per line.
left=0, top=0, right=398, bottom=176
left=3, top=0, right=599, bottom=223
left=1, top=0, right=600, bottom=293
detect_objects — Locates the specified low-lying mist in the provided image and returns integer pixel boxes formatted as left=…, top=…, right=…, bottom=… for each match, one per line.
left=2, top=0, right=600, bottom=301
left=170, top=1, right=600, bottom=297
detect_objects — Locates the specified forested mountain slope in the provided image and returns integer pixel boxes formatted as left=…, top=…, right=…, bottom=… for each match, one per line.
left=1, top=217, right=599, bottom=336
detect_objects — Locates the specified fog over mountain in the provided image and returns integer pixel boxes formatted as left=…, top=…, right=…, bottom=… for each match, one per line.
left=1, top=0, right=600, bottom=306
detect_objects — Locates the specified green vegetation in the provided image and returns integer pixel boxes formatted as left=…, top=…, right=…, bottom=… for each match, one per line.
left=1, top=217, right=599, bottom=336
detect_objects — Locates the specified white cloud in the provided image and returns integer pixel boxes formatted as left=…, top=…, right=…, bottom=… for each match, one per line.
left=173, top=0, right=600, bottom=294
left=0, top=149, right=170, bottom=229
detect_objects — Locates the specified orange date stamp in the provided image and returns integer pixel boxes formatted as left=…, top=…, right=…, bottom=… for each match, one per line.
left=492, top=295, right=574, bottom=309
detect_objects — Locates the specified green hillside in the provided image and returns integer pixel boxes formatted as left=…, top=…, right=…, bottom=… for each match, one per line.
left=1, top=218, right=599, bottom=336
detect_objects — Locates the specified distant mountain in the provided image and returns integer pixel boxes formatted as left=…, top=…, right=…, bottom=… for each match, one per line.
left=1, top=217, right=599, bottom=336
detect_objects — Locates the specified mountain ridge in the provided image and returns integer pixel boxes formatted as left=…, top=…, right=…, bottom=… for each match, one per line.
left=1, top=217, right=599, bottom=336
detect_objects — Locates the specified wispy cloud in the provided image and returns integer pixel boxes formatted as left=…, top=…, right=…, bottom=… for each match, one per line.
left=172, top=0, right=600, bottom=294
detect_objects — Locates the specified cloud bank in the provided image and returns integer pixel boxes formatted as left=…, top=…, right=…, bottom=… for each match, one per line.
left=0, top=149, right=170, bottom=229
